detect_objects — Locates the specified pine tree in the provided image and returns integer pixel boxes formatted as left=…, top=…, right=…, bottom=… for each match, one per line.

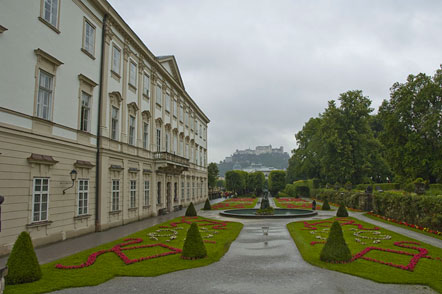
left=6, top=231, right=42, bottom=285
left=203, top=199, right=211, bottom=210
left=181, top=223, right=207, bottom=259
left=336, top=205, right=349, bottom=217
left=320, top=221, right=352, bottom=262
left=322, top=199, right=331, bottom=210
left=185, top=202, right=197, bottom=216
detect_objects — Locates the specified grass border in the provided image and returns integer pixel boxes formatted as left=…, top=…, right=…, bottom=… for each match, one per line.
left=5, top=217, right=243, bottom=294
left=287, top=216, right=442, bottom=293
left=363, top=213, right=442, bottom=241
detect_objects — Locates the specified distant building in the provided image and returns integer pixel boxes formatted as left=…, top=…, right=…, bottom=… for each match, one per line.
left=232, top=145, right=284, bottom=157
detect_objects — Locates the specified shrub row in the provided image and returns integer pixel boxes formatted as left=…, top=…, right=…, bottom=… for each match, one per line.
left=354, top=183, right=400, bottom=191
left=315, top=189, right=442, bottom=232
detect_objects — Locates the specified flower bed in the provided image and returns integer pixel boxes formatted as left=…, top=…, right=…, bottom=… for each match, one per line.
left=366, top=212, right=442, bottom=238
left=211, top=198, right=258, bottom=210
left=274, top=197, right=321, bottom=210
left=287, top=217, right=442, bottom=293
left=5, top=217, right=243, bottom=294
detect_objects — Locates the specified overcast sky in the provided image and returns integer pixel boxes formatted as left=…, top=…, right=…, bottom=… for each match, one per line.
left=108, top=0, right=442, bottom=163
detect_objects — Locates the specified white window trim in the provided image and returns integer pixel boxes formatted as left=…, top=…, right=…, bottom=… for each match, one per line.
left=144, top=180, right=150, bottom=206
left=78, top=179, right=89, bottom=216
left=82, top=17, right=96, bottom=59
left=129, top=60, right=137, bottom=88
left=130, top=180, right=136, bottom=208
left=111, top=179, right=120, bottom=211
left=32, top=178, right=50, bottom=222
left=111, top=45, right=121, bottom=76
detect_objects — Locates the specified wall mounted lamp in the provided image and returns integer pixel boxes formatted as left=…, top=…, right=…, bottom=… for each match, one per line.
left=63, top=169, right=77, bottom=195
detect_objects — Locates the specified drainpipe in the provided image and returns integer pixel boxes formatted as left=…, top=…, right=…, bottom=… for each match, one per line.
left=95, top=14, right=108, bottom=230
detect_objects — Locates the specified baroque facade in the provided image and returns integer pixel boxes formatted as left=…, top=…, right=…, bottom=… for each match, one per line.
left=0, top=0, right=209, bottom=255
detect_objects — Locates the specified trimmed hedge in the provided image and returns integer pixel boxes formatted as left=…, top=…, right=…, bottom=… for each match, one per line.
left=320, top=221, right=352, bottom=262
left=6, top=231, right=42, bottom=285
left=336, top=205, right=349, bottom=217
left=315, top=188, right=442, bottom=232
left=203, top=199, right=211, bottom=210
left=181, top=223, right=207, bottom=259
left=355, top=183, right=400, bottom=191
left=322, top=199, right=330, bottom=210
left=185, top=202, right=197, bottom=216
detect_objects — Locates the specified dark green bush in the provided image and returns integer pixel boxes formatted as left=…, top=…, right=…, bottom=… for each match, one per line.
left=295, top=185, right=310, bottom=198
left=320, top=221, right=352, bottom=263
left=344, top=181, right=352, bottom=191
left=336, top=205, right=349, bottom=217
left=355, top=183, right=400, bottom=191
left=203, top=199, right=211, bottom=210
left=6, top=231, right=42, bottom=285
left=181, top=223, right=207, bottom=259
left=322, top=199, right=330, bottom=210
left=185, top=202, right=197, bottom=216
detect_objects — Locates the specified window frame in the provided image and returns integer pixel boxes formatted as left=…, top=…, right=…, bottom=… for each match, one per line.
left=111, top=45, right=121, bottom=76
left=143, top=73, right=150, bottom=97
left=39, top=0, right=60, bottom=33
left=156, top=128, right=161, bottom=152
left=82, top=17, right=96, bottom=59
left=78, top=179, right=89, bottom=216
left=156, top=85, right=162, bottom=106
left=111, top=179, right=120, bottom=211
left=111, top=106, right=119, bottom=140
left=144, top=180, right=150, bottom=206
left=130, top=180, right=136, bottom=209
left=36, top=70, right=54, bottom=120
left=80, top=91, right=91, bottom=132
left=143, top=122, right=149, bottom=149
left=32, top=178, right=50, bottom=222
left=129, top=60, right=137, bottom=88
left=129, top=115, right=136, bottom=146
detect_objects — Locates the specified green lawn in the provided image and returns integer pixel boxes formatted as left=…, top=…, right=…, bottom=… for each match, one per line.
left=363, top=213, right=442, bottom=241
left=5, top=216, right=243, bottom=294
left=287, top=217, right=442, bottom=293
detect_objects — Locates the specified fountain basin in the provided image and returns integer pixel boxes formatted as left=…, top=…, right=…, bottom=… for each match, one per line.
left=220, top=208, right=317, bottom=218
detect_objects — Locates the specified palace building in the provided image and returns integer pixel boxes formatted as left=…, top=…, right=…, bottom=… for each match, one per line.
left=0, top=0, right=209, bottom=255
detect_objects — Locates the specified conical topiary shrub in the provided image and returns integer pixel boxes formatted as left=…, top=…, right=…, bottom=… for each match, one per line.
left=185, top=202, right=197, bottom=216
left=181, top=223, right=207, bottom=260
left=336, top=205, right=349, bottom=217
left=322, top=199, right=330, bottom=210
left=203, top=199, right=211, bottom=210
left=6, top=231, right=42, bottom=285
left=320, top=221, right=352, bottom=263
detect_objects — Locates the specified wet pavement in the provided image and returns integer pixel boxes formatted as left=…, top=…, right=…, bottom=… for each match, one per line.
left=52, top=204, right=438, bottom=294
left=3, top=198, right=440, bottom=293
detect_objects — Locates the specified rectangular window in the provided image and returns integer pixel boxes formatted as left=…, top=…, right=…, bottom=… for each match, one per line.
left=181, top=181, right=185, bottom=201
left=173, top=135, right=178, bottom=154
left=192, top=182, right=195, bottom=199
left=156, top=85, right=162, bottom=105
left=185, top=111, right=188, bottom=126
left=173, top=100, right=177, bottom=117
left=143, top=122, right=149, bottom=149
left=111, top=179, right=120, bottom=211
left=78, top=179, right=88, bottom=215
left=112, top=45, right=121, bottom=75
left=199, top=124, right=202, bottom=137
left=165, top=133, right=169, bottom=152
left=83, top=19, right=95, bottom=56
left=180, top=139, right=184, bottom=156
left=111, top=106, right=119, bottom=140
left=32, top=178, right=49, bottom=222
left=165, top=94, right=170, bottom=112
left=130, top=180, right=136, bottom=208
left=185, top=144, right=189, bottom=159
left=144, top=180, right=150, bottom=206
left=129, top=115, right=135, bottom=145
left=156, top=128, right=161, bottom=152
left=195, top=121, right=198, bottom=135
left=43, top=0, right=58, bottom=27
left=143, top=74, right=150, bottom=97
left=80, top=92, right=91, bottom=132
left=157, top=182, right=161, bottom=204
left=180, top=105, right=184, bottom=122
left=187, top=182, right=190, bottom=200
left=129, top=61, right=137, bottom=87
left=37, top=70, right=53, bottom=120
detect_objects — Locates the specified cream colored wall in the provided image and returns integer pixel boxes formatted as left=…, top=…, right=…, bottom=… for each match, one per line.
left=0, top=127, right=96, bottom=255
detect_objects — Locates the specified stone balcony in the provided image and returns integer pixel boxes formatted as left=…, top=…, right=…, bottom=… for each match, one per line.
left=154, top=152, right=189, bottom=175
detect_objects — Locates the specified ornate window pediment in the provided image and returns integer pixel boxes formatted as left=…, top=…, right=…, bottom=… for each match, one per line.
left=109, top=91, right=123, bottom=106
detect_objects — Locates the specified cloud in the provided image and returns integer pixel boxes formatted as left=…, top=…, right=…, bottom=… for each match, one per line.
left=108, top=0, right=442, bottom=162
